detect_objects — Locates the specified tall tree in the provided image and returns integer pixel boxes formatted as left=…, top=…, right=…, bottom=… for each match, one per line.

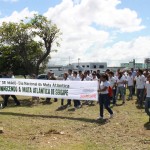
left=0, top=14, right=61, bottom=75
left=30, top=14, right=62, bottom=74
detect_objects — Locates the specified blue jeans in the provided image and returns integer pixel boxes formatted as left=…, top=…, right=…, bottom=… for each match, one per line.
left=115, top=86, right=125, bottom=103
left=99, top=94, right=113, bottom=117
left=128, top=86, right=133, bottom=98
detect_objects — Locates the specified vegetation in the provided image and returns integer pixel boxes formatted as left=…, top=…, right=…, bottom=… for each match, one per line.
left=0, top=14, right=62, bottom=75
left=0, top=95, right=150, bottom=150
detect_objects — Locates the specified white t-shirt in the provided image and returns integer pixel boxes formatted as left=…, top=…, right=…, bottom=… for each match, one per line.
left=145, top=81, right=150, bottom=97
left=99, top=81, right=110, bottom=94
left=109, top=77, right=116, bottom=89
left=63, top=78, right=70, bottom=81
left=68, top=74, right=74, bottom=81
left=85, top=75, right=92, bottom=81
left=127, top=75, right=134, bottom=86
left=135, top=75, right=146, bottom=89
left=92, top=77, right=98, bottom=81
left=73, top=76, right=80, bottom=81
left=116, top=76, right=125, bottom=87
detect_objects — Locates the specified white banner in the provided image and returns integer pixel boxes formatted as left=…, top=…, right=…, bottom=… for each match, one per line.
left=0, top=79, right=98, bottom=101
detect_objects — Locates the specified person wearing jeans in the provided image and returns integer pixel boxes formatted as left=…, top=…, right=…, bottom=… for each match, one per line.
left=115, top=72, right=126, bottom=105
left=135, top=69, right=146, bottom=107
left=97, top=74, right=113, bottom=119
left=108, top=71, right=117, bottom=105
left=126, top=71, right=134, bottom=100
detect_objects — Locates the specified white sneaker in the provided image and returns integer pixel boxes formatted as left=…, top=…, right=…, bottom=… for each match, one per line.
left=109, top=114, right=114, bottom=119
left=96, top=116, right=103, bottom=120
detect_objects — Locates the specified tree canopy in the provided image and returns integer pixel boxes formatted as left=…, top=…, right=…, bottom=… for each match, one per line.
left=0, top=14, right=62, bottom=76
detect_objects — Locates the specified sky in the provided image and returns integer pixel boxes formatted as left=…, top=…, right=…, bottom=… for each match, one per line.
left=0, top=0, right=150, bottom=67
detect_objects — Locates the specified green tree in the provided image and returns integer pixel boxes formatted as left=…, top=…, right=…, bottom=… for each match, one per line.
left=0, top=14, right=61, bottom=75
left=30, top=14, right=61, bottom=74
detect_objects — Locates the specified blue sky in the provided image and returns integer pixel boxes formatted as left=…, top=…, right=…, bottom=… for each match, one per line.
left=0, top=0, right=150, bottom=66
left=0, top=0, right=62, bottom=16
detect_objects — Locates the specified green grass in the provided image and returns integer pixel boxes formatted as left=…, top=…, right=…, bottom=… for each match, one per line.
left=0, top=95, right=150, bottom=150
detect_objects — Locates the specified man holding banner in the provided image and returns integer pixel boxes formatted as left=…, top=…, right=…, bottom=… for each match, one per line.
left=1, top=71, right=20, bottom=109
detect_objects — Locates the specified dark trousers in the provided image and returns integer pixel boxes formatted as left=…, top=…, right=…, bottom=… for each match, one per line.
left=73, top=100, right=81, bottom=107
left=4, top=95, right=20, bottom=107
left=132, top=81, right=136, bottom=95
left=112, top=89, right=116, bottom=104
left=136, top=89, right=144, bottom=106
left=99, top=94, right=113, bottom=117
left=61, top=99, right=71, bottom=105
left=46, top=98, right=57, bottom=102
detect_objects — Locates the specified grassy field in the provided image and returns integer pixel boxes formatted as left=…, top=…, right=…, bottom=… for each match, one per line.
left=0, top=95, right=150, bottom=150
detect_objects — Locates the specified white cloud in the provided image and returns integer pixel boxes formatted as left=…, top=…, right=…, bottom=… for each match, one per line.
left=0, top=8, right=37, bottom=25
left=0, top=0, right=148, bottom=67
left=43, top=0, right=146, bottom=66
left=88, top=36, right=150, bottom=67
left=45, top=0, right=145, bottom=33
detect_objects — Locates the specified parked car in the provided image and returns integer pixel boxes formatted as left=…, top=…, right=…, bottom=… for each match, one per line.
left=37, top=74, right=47, bottom=80
left=57, top=73, right=64, bottom=80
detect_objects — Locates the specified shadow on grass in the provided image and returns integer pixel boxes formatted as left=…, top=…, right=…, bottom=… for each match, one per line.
left=56, top=105, right=69, bottom=111
left=0, top=111, right=109, bottom=125
left=2, top=99, right=33, bottom=108
left=5, top=99, right=54, bottom=108
left=136, top=105, right=145, bottom=110
left=144, top=121, right=150, bottom=130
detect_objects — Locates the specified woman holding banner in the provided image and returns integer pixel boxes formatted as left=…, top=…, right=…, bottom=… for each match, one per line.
left=59, top=72, right=71, bottom=108
left=97, top=74, right=113, bottom=120
left=72, top=71, right=81, bottom=109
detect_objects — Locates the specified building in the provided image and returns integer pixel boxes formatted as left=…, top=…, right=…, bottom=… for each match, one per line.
left=71, top=62, right=107, bottom=72
left=47, top=62, right=107, bottom=76
left=121, top=62, right=143, bottom=69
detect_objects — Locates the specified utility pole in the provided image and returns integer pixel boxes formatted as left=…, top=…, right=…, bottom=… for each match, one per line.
left=133, top=59, right=135, bottom=69
left=78, top=58, right=80, bottom=66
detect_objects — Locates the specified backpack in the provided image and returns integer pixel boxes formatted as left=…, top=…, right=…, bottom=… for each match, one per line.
left=108, top=86, right=113, bottom=97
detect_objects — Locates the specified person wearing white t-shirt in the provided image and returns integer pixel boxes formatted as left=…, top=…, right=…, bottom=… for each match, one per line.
left=67, top=69, right=74, bottom=105
left=97, top=74, right=113, bottom=119
left=126, top=71, right=134, bottom=100
left=144, top=74, right=150, bottom=117
left=84, top=71, right=92, bottom=81
left=108, top=71, right=117, bottom=105
left=58, top=73, right=71, bottom=108
left=135, top=69, right=146, bottom=107
left=92, top=72, right=98, bottom=81
left=68, top=69, right=74, bottom=81
left=115, top=72, right=126, bottom=105
left=72, top=71, right=81, bottom=109
left=145, top=75, right=150, bottom=98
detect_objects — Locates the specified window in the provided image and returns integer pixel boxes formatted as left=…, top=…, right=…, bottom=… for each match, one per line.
left=99, top=65, right=104, bottom=68
left=93, top=65, right=96, bottom=69
left=87, top=65, right=89, bottom=68
left=82, top=65, right=85, bottom=68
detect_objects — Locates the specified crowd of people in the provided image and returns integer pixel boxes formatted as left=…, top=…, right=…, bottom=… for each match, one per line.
left=0, top=68, right=150, bottom=120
